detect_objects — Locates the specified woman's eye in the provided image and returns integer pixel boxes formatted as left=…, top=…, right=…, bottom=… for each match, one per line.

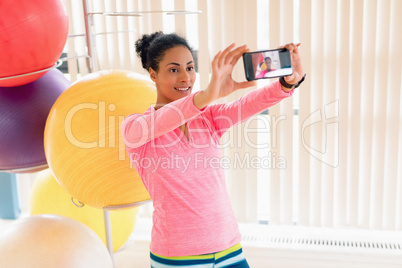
left=187, top=66, right=194, bottom=71
left=170, top=68, right=178, bottom=73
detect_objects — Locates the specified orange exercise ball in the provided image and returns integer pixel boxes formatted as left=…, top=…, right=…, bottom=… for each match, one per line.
left=30, top=169, right=139, bottom=252
left=44, top=70, right=156, bottom=209
left=0, top=214, right=113, bottom=268
left=0, top=0, right=69, bottom=87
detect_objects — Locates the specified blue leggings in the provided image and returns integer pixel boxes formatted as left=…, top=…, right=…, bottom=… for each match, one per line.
left=150, top=243, right=250, bottom=268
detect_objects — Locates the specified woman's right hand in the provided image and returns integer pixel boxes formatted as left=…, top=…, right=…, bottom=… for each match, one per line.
left=194, top=44, right=256, bottom=109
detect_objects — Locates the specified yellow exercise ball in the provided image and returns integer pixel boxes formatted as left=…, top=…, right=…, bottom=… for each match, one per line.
left=0, top=214, right=113, bottom=268
left=44, top=70, right=156, bottom=209
left=30, top=169, right=138, bottom=252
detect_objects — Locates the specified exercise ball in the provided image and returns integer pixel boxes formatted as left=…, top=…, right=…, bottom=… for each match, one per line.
left=0, top=0, right=69, bottom=87
left=0, top=214, right=113, bottom=268
left=0, top=68, right=70, bottom=173
left=44, top=70, right=156, bottom=209
left=30, top=169, right=139, bottom=252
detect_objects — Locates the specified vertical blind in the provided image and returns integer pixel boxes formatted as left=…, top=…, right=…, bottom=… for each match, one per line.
left=60, top=0, right=402, bottom=231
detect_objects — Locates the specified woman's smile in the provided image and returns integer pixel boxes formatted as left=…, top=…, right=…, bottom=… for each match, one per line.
left=174, top=86, right=191, bottom=91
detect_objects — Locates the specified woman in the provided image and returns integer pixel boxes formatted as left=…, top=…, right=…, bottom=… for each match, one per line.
left=121, top=31, right=305, bottom=267
left=256, top=56, right=276, bottom=78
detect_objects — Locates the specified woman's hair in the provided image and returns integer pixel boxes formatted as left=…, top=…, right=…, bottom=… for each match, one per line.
left=135, top=31, right=193, bottom=72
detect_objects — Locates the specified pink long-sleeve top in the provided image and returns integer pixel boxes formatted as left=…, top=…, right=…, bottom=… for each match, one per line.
left=121, top=81, right=294, bottom=257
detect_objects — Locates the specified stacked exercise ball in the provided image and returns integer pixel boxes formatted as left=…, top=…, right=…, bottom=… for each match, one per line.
left=44, top=70, right=156, bottom=209
left=0, top=69, right=70, bottom=172
left=0, top=0, right=69, bottom=172
left=0, top=214, right=113, bottom=268
left=1, top=0, right=156, bottom=265
left=0, top=0, right=69, bottom=87
left=30, top=169, right=139, bottom=252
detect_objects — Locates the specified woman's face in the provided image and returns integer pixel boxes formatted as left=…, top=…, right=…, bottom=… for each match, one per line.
left=265, top=58, right=272, bottom=70
left=150, top=46, right=196, bottom=106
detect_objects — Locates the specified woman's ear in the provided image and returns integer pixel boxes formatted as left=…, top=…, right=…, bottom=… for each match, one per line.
left=149, top=68, right=157, bottom=82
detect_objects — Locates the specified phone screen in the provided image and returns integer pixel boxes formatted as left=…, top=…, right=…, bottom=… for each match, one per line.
left=243, top=48, right=292, bottom=81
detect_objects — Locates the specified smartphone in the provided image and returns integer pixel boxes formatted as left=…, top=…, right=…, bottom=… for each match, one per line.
left=243, top=48, right=292, bottom=81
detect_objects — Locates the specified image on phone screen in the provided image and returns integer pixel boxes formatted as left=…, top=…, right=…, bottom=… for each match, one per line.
left=243, top=48, right=292, bottom=81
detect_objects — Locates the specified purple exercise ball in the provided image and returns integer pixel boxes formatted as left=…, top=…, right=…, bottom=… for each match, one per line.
left=0, top=68, right=70, bottom=173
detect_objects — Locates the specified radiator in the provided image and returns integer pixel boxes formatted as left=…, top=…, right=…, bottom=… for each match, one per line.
left=239, top=224, right=402, bottom=268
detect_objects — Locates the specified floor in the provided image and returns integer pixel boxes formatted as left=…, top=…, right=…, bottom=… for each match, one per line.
left=114, top=240, right=151, bottom=268
left=113, top=218, right=152, bottom=268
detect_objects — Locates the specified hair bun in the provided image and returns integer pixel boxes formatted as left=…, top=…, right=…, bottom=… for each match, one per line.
left=135, top=31, right=163, bottom=70
left=135, top=31, right=192, bottom=73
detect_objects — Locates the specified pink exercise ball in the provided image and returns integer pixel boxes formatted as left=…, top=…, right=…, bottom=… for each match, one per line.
left=0, top=214, right=113, bottom=268
left=0, top=68, right=70, bottom=173
left=0, top=0, right=69, bottom=87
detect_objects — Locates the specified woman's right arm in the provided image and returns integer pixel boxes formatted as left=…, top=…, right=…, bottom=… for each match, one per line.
left=121, top=92, right=203, bottom=149
left=193, top=44, right=256, bottom=110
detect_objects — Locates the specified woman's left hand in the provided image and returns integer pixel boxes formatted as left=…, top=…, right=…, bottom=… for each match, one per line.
left=280, top=43, right=305, bottom=88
